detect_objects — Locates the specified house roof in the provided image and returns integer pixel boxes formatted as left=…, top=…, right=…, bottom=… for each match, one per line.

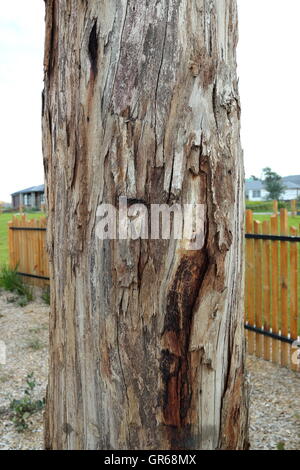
left=283, top=175, right=300, bottom=187
left=283, top=180, right=299, bottom=189
left=246, top=175, right=300, bottom=192
left=245, top=180, right=265, bottom=191
left=11, top=184, right=44, bottom=196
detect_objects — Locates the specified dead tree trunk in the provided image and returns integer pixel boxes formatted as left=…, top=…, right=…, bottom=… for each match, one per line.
left=43, top=0, right=249, bottom=450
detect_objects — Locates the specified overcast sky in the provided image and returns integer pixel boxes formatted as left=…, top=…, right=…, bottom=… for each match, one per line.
left=0, top=0, right=299, bottom=201
left=0, top=1, right=44, bottom=202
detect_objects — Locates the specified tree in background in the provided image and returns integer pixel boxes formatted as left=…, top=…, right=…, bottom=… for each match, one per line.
left=43, top=0, right=249, bottom=450
left=263, top=167, right=285, bottom=200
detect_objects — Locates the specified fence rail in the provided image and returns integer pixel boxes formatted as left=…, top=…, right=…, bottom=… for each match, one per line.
left=245, top=208, right=300, bottom=370
left=8, top=215, right=49, bottom=287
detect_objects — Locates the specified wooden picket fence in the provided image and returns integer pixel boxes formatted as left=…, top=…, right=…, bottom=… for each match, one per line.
left=245, top=208, right=300, bottom=371
left=8, top=214, right=49, bottom=287
left=6, top=210, right=300, bottom=370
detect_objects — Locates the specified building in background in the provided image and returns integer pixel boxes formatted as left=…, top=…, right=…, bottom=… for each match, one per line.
left=246, top=175, right=300, bottom=201
left=11, top=185, right=45, bottom=210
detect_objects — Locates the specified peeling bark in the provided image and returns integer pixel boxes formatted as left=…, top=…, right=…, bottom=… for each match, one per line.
left=43, top=0, right=249, bottom=450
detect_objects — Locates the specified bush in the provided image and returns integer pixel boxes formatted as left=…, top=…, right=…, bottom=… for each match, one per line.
left=27, top=338, right=45, bottom=351
left=245, top=200, right=290, bottom=212
left=245, top=201, right=273, bottom=212
left=0, top=266, right=33, bottom=305
left=17, top=296, right=29, bottom=307
left=278, top=201, right=287, bottom=210
left=23, top=207, right=41, bottom=213
left=9, top=373, right=45, bottom=432
left=41, top=287, right=50, bottom=305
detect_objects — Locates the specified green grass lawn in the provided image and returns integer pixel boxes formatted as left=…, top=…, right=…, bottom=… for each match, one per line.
left=0, top=212, right=45, bottom=266
left=250, top=214, right=300, bottom=231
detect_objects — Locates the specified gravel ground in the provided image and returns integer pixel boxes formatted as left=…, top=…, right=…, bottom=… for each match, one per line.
left=0, top=289, right=299, bottom=450
left=248, top=356, right=300, bottom=450
left=0, top=289, right=48, bottom=450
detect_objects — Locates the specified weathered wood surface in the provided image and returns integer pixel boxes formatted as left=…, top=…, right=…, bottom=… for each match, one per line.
left=43, top=0, right=248, bottom=450
left=8, top=215, right=49, bottom=287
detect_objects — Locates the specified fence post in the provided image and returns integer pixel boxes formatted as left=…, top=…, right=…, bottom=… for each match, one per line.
left=273, top=200, right=278, bottom=215
left=290, top=226, right=298, bottom=371
left=254, top=220, right=263, bottom=358
left=245, top=210, right=255, bottom=354
left=262, top=220, right=271, bottom=361
left=8, top=220, right=14, bottom=269
left=291, top=199, right=297, bottom=217
left=270, top=214, right=279, bottom=364
left=280, top=208, right=289, bottom=366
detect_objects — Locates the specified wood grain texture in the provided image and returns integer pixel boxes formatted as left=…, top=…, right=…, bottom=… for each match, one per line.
left=254, top=221, right=262, bottom=358
left=262, top=220, right=271, bottom=361
left=290, top=226, right=298, bottom=371
left=280, top=209, right=289, bottom=366
left=43, top=0, right=248, bottom=450
left=270, top=214, right=280, bottom=364
left=245, top=210, right=254, bottom=354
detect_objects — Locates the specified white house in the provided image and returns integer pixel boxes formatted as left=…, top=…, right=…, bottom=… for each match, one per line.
left=245, top=175, right=300, bottom=201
